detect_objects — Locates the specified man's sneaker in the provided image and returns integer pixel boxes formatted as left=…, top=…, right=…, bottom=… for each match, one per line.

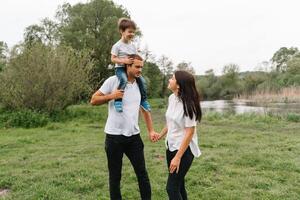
left=141, top=100, right=151, bottom=112
left=114, top=101, right=123, bottom=112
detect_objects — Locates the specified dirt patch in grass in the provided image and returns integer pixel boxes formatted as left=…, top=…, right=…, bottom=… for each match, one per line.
left=0, top=189, right=9, bottom=197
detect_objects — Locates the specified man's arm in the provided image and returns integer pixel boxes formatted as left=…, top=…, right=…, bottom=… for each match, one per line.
left=90, top=90, right=124, bottom=106
left=140, top=108, right=159, bottom=142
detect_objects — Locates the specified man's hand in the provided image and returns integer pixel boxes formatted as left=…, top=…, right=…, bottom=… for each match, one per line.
left=149, top=131, right=160, bottom=142
left=111, top=89, right=124, bottom=99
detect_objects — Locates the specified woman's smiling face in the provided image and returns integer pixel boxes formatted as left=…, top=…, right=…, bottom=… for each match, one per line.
left=168, top=74, right=179, bottom=92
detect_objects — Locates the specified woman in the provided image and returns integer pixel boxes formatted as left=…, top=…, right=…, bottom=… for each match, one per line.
left=158, top=70, right=202, bottom=200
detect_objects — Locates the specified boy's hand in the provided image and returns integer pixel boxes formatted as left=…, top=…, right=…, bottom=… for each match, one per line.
left=123, top=57, right=134, bottom=65
left=111, top=89, right=124, bottom=99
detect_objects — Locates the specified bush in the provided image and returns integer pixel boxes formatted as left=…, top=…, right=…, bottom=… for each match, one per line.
left=0, top=109, right=49, bottom=128
left=0, top=43, right=93, bottom=113
left=286, top=113, right=300, bottom=122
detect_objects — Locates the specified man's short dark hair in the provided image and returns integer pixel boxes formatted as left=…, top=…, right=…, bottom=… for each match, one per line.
left=118, top=18, right=136, bottom=32
left=125, top=54, right=143, bottom=72
left=128, top=54, right=142, bottom=61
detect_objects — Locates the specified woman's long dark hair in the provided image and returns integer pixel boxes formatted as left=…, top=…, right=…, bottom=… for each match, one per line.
left=175, top=70, right=202, bottom=122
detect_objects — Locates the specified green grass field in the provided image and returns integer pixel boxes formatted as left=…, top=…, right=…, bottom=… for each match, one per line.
left=0, top=100, right=299, bottom=200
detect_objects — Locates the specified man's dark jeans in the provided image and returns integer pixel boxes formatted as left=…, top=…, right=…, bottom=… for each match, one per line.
left=105, top=134, right=151, bottom=200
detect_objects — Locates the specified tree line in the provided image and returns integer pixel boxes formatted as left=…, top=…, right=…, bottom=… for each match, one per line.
left=0, top=0, right=299, bottom=113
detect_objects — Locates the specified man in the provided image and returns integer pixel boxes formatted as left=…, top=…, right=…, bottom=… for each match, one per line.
left=90, top=54, right=159, bottom=200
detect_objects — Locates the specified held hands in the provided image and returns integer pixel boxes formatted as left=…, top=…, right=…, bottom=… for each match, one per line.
left=149, top=131, right=160, bottom=142
left=149, top=130, right=165, bottom=143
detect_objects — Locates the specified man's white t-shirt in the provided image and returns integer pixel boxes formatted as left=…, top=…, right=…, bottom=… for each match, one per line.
left=99, top=75, right=141, bottom=136
left=165, top=94, right=201, bottom=157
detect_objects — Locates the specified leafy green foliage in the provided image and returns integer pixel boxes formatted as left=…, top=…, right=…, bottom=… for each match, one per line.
left=0, top=43, right=93, bottom=113
left=0, top=41, right=8, bottom=71
left=0, top=109, right=49, bottom=128
left=271, top=47, right=299, bottom=72
left=56, top=0, right=133, bottom=90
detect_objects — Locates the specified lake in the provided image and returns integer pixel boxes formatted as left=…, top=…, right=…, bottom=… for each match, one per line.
left=201, top=100, right=300, bottom=115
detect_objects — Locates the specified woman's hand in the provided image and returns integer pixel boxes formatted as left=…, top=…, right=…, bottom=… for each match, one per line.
left=169, top=156, right=181, bottom=174
left=158, top=126, right=168, bottom=141
left=149, top=131, right=160, bottom=142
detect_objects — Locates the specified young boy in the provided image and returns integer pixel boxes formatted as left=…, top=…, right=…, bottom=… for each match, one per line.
left=111, top=18, right=151, bottom=112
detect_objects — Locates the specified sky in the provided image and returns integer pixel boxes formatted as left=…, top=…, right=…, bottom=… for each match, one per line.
left=1, top=0, right=300, bottom=74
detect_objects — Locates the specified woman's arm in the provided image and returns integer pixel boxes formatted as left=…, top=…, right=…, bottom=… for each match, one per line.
left=158, top=124, right=168, bottom=140
left=169, top=127, right=195, bottom=173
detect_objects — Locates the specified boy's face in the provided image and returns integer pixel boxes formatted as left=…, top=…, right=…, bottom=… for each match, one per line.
left=121, top=28, right=135, bottom=41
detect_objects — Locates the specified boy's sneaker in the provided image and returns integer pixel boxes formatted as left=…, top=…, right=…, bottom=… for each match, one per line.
left=140, top=100, right=151, bottom=112
left=114, top=101, right=123, bottom=112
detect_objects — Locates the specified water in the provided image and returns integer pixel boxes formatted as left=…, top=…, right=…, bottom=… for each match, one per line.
left=201, top=100, right=300, bottom=115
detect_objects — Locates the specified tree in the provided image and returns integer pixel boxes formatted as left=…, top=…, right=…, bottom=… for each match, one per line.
left=242, top=72, right=266, bottom=95
left=287, top=56, right=300, bottom=74
left=221, top=63, right=241, bottom=98
left=143, top=61, right=162, bottom=98
left=139, top=45, right=155, bottom=63
left=285, top=55, right=300, bottom=86
left=204, top=69, right=217, bottom=87
left=271, top=47, right=299, bottom=72
left=139, top=47, right=163, bottom=98
left=196, top=69, right=222, bottom=100
left=24, top=18, right=59, bottom=46
left=56, top=0, right=134, bottom=90
left=23, top=0, right=136, bottom=90
left=0, top=41, right=8, bottom=71
left=0, top=43, right=92, bottom=112
left=222, top=63, right=239, bottom=76
left=157, top=55, right=173, bottom=97
left=176, top=61, right=195, bottom=74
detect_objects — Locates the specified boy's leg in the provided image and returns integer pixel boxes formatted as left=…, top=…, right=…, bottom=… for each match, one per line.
left=115, top=67, right=127, bottom=91
left=105, top=134, right=125, bottom=200
left=136, top=76, right=151, bottom=111
left=125, top=134, right=151, bottom=200
left=115, top=67, right=127, bottom=112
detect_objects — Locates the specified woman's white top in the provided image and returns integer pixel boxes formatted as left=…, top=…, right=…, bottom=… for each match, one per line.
left=165, top=94, right=201, bottom=157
